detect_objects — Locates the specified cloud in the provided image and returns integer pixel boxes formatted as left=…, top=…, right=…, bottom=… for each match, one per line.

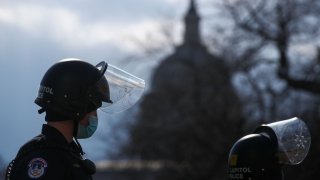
left=0, top=2, right=168, bottom=52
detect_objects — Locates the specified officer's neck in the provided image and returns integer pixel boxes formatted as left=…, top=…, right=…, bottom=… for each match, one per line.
left=47, top=120, right=74, bottom=143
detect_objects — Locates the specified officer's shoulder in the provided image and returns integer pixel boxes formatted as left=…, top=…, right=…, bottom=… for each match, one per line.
left=17, top=134, right=70, bottom=162
left=16, top=134, right=46, bottom=156
left=15, top=141, right=71, bottom=177
left=11, top=135, right=72, bottom=179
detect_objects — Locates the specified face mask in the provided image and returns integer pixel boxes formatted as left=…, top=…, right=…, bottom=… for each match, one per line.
left=77, top=115, right=98, bottom=139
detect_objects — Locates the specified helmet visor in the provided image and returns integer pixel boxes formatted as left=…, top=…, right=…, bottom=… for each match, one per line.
left=258, top=117, right=311, bottom=165
left=94, top=61, right=145, bottom=113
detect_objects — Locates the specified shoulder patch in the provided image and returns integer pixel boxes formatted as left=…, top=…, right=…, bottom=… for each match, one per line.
left=28, top=157, right=48, bottom=178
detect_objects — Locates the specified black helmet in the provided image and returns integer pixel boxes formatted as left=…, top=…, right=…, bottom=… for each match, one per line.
left=228, top=133, right=283, bottom=180
left=35, top=58, right=112, bottom=121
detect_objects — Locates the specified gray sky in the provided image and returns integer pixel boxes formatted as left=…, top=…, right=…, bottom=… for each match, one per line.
left=0, top=0, right=215, bottom=163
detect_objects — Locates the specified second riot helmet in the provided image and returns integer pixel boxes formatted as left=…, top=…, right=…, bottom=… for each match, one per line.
left=228, top=133, right=283, bottom=180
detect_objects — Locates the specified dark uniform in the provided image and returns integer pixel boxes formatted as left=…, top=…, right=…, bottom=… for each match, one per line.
left=6, top=124, right=94, bottom=180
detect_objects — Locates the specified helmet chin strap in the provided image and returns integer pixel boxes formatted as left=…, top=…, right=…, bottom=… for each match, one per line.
left=73, top=120, right=85, bottom=155
left=72, top=103, right=90, bottom=156
left=72, top=115, right=97, bottom=177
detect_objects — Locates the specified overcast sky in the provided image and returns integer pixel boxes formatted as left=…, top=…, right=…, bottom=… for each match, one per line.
left=0, top=0, right=217, bottom=164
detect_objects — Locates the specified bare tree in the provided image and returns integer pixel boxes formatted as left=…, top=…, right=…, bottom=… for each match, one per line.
left=222, top=0, right=320, bottom=88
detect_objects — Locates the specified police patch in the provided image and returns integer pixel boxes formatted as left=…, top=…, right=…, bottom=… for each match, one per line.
left=28, top=158, right=48, bottom=178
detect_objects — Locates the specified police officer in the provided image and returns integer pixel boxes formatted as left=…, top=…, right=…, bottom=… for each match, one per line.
left=5, top=59, right=145, bottom=179
left=228, top=117, right=311, bottom=180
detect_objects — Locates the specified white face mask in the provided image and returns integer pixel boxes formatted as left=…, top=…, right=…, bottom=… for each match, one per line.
left=77, top=115, right=98, bottom=139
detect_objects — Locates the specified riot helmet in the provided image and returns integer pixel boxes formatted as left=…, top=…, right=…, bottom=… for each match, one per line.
left=228, top=117, right=311, bottom=180
left=35, top=59, right=112, bottom=121
left=228, top=133, right=282, bottom=180
left=35, top=58, right=145, bottom=121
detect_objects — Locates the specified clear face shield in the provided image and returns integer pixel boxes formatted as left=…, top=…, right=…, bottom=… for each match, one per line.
left=254, top=117, right=311, bottom=165
left=94, top=61, right=145, bottom=113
